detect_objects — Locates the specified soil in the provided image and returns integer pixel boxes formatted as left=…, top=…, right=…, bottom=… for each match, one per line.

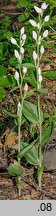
left=0, top=130, right=56, bottom=200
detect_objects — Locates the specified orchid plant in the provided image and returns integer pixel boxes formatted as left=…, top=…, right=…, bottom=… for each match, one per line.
left=8, top=2, right=55, bottom=196
left=29, top=2, right=50, bottom=188
left=8, top=27, right=28, bottom=196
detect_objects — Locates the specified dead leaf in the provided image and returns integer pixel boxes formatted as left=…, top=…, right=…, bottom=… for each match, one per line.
left=5, top=132, right=17, bottom=147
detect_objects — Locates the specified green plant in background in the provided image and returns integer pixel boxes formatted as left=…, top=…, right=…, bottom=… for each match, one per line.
left=0, top=0, right=56, bottom=102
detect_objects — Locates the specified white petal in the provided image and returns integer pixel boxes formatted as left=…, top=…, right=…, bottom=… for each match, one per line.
left=38, top=36, right=41, bottom=45
left=21, top=27, right=25, bottom=35
left=11, top=37, right=17, bottom=45
left=38, top=67, right=41, bottom=75
left=34, top=6, right=42, bottom=14
left=20, top=47, right=24, bottom=54
left=38, top=75, right=42, bottom=82
left=44, top=15, right=50, bottom=22
left=22, top=34, right=26, bottom=41
left=29, top=19, right=37, bottom=27
left=18, top=102, right=21, bottom=112
left=14, top=50, right=21, bottom=61
left=40, top=46, right=44, bottom=54
left=14, top=71, right=19, bottom=81
left=32, top=31, right=37, bottom=40
left=41, top=3, right=48, bottom=10
left=37, top=23, right=41, bottom=30
left=43, top=30, right=48, bottom=37
left=33, top=51, right=37, bottom=61
left=22, top=67, right=27, bottom=74
left=24, top=83, right=28, bottom=91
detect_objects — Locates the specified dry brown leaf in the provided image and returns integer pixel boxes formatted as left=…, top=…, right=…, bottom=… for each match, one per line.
left=5, top=132, right=17, bottom=147
left=43, top=64, right=51, bottom=70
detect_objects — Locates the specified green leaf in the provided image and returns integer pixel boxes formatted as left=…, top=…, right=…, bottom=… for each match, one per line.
left=26, top=147, right=40, bottom=165
left=0, top=66, right=6, bottom=77
left=18, top=12, right=29, bottom=22
left=22, top=63, right=34, bottom=69
left=23, top=100, right=39, bottom=124
left=0, top=87, right=6, bottom=101
left=20, top=141, right=40, bottom=165
left=37, top=88, right=48, bottom=95
left=8, top=163, right=23, bottom=177
left=18, top=139, right=38, bottom=159
left=41, top=123, right=53, bottom=146
left=43, top=70, right=56, bottom=79
left=25, top=91, right=35, bottom=98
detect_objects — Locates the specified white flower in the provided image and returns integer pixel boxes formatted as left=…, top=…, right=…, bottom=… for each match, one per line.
left=44, top=15, right=50, bottom=22
left=22, top=34, right=26, bottom=41
left=11, top=37, right=17, bottom=45
left=14, top=50, right=19, bottom=59
left=33, top=51, right=37, bottom=61
left=43, top=30, right=48, bottom=37
left=21, top=27, right=25, bottom=35
left=34, top=6, right=42, bottom=14
left=24, top=83, right=28, bottom=91
left=14, top=71, right=19, bottom=81
left=38, top=75, right=42, bottom=83
left=40, top=46, right=44, bottom=54
left=14, top=50, right=21, bottom=62
left=37, top=23, right=41, bottom=30
left=20, top=47, right=24, bottom=54
left=41, top=2, right=48, bottom=10
left=18, top=102, right=21, bottom=113
left=38, top=36, right=41, bottom=45
left=29, top=19, right=37, bottom=27
left=20, top=40, right=25, bottom=47
left=22, top=67, right=27, bottom=74
left=38, top=67, right=41, bottom=75
left=32, top=31, right=37, bottom=40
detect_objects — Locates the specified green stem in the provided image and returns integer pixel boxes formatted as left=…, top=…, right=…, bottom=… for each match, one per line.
left=36, top=17, right=42, bottom=189
left=18, top=117, right=21, bottom=197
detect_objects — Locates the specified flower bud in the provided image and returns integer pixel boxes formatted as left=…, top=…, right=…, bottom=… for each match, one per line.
left=22, top=67, right=27, bottom=74
left=17, top=102, right=21, bottom=114
left=21, top=27, right=25, bottom=35
left=22, top=34, right=26, bottom=41
left=14, top=71, right=19, bottom=81
left=14, top=50, right=21, bottom=62
left=38, top=67, right=41, bottom=75
left=40, top=46, right=44, bottom=54
left=29, top=19, right=37, bottom=27
left=11, top=37, right=17, bottom=45
left=38, top=36, right=41, bottom=45
left=41, top=3, right=48, bottom=10
left=24, top=83, right=28, bottom=91
left=32, top=31, right=37, bottom=40
left=20, top=47, right=24, bottom=54
left=34, top=6, right=42, bottom=14
left=44, top=15, right=50, bottom=22
left=33, top=51, right=37, bottom=61
left=43, top=30, right=48, bottom=37
left=38, top=75, right=42, bottom=83
left=37, top=23, right=41, bottom=30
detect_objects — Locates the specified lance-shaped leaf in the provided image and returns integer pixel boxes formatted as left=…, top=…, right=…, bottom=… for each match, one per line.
left=23, top=100, right=39, bottom=124
left=41, top=123, right=54, bottom=146
left=18, top=139, right=38, bottom=159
